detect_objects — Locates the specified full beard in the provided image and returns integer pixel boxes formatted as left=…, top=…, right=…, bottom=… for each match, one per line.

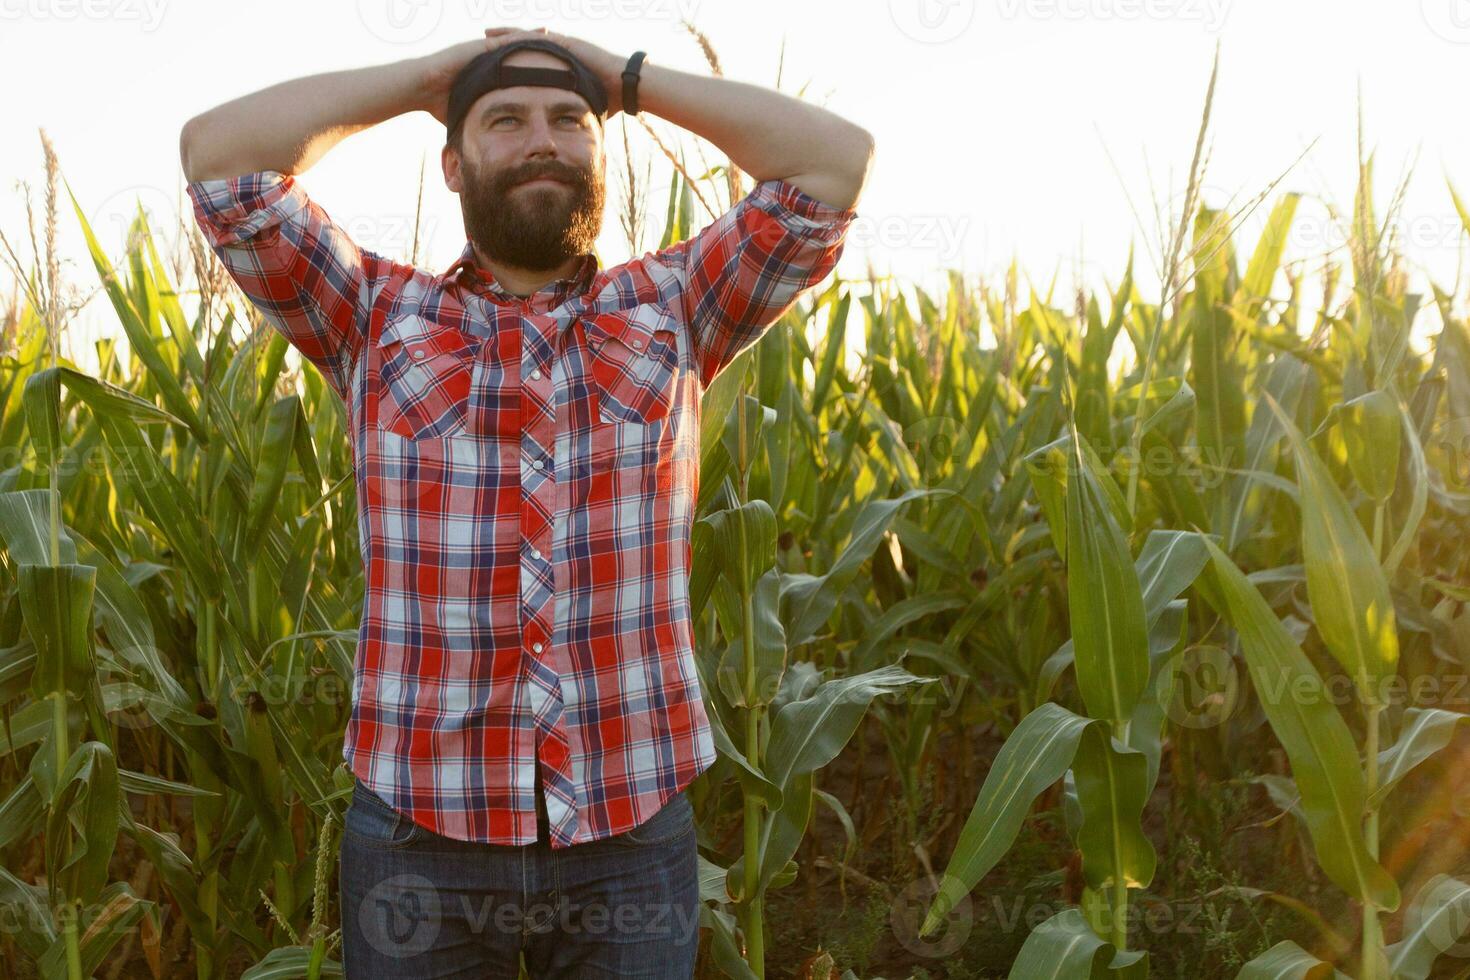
left=459, top=156, right=604, bottom=273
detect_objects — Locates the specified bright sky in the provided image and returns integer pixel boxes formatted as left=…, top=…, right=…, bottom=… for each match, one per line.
left=3, top=0, right=1469, bottom=372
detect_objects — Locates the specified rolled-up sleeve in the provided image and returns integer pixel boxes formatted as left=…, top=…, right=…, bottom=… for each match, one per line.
left=652, top=178, right=857, bottom=388
left=187, top=170, right=387, bottom=401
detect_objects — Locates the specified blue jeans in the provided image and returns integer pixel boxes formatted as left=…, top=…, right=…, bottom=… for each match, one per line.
left=338, top=778, right=701, bottom=978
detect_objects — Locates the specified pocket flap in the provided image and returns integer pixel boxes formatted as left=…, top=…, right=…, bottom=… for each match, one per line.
left=582, top=304, right=678, bottom=353
left=378, top=314, right=479, bottom=359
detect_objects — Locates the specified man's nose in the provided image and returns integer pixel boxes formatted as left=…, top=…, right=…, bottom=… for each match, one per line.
left=524, top=115, right=559, bottom=155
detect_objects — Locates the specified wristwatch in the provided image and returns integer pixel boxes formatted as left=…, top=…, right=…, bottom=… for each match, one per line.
left=621, top=51, right=646, bottom=115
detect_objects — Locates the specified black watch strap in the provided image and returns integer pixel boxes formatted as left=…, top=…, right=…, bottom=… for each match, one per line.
left=621, top=51, right=646, bottom=115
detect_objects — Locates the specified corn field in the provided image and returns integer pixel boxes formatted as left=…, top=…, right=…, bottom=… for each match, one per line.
left=7, top=72, right=1470, bottom=979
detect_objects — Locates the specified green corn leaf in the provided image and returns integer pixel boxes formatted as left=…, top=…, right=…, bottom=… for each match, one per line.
left=699, top=690, right=783, bottom=812
left=1194, top=205, right=1240, bottom=299
left=1263, top=391, right=1399, bottom=704
left=0, top=489, right=78, bottom=565
left=118, top=769, right=223, bottom=799
left=919, top=702, right=1094, bottom=939
left=1077, top=295, right=1116, bottom=455
left=240, top=945, right=344, bottom=979
left=780, top=487, right=943, bottom=648
left=726, top=769, right=813, bottom=901
left=67, top=180, right=204, bottom=436
left=1037, top=529, right=1201, bottom=710
left=1007, top=908, right=1149, bottom=978
left=45, top=741, right=120, bottom=906
left=96, top=412, right=225, bottom=602
left=1382, top=396, right=1428, bottom=576
left=1025, top=435, right=1070, bottom=555
left=1073, top=724, right=1156, bottom=893
left=1386, top=873, right=1470, bottom=980
left=1192, top=283, right=1247, bottom=527
left=1134, top=530, right=1210, bottom=623
left=712, top=569, right=786, bottom=708
left=0, top=866, right=53, bottom=954
left=36, top=881, right=152, bottom=980
left=1368, top=707, right=1470, bottom=809
left=764, top=664, right=935, bottom=794
left=0, top=777, right=44, bottom=851
left=1129, top=601, right=1190, bottom=791
left=703, top=905, right=761, bottom=980
left=1201, top=534, right=1398, bottom=911
left=1224, top=354, right=1308, bottom=551
left=1236, top=940, right=1341, bottom=979
left=704, top=499, right=778, bottom=595
left=141, top=205, right=207, bottom=385
left=246, top=395, right=301, bottom=554
left=1237, top=193, right=1301, bottom=315
left=17, top=563, right=96, bottom=701
left=1066, top=429, right=1149, bottom=725
left=1340, top=390, right=1400, bottom=503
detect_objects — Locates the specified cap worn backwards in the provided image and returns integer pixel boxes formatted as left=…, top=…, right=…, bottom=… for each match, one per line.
left=446, top=38, right=608, bottom=141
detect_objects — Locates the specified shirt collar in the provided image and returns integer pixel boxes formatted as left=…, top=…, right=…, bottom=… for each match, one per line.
left=443, top=242, right=599, bottom=308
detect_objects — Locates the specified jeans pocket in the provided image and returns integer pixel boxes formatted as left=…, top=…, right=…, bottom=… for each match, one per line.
left=344, top=780, right=422, bottom=849
left=607, top=790, right=694, bottom=848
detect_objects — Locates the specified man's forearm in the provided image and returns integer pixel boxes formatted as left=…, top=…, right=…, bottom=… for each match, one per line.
left=637, top=62, right=873, bottom=211
left=180, top=58, right=427, bottom=182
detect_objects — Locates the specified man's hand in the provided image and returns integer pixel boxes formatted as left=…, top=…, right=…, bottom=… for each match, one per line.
left=178, top=26, right=632, bottom=183
left=479, top=26, right=630, bottom=116
left=464, top=26, right=872, bottom=211
left=413, top=29, right=521, bottom=124
left=416, top=27, right=629, bottom=125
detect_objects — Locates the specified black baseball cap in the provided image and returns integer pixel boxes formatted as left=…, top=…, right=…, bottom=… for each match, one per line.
left=446, top=38, right=608, bottom=142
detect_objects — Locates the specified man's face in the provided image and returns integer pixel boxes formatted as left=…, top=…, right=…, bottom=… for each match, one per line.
left=444, top=51, right=605, bottom=274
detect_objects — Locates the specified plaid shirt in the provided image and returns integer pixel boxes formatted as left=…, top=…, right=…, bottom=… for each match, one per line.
left=186, top=168, right=855, bottom=848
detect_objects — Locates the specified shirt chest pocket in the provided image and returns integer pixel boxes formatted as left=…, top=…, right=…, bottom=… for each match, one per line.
left=374, top=315, right=481, bottom=440
left=582, top=304, right=680, bottom=426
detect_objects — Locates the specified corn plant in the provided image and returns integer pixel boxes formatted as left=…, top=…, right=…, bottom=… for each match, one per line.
left=2, top=141, right=359, bottom=977
left=911, top=84, right=1470, bottom=978
left=652, top=165, right=943, bottom=975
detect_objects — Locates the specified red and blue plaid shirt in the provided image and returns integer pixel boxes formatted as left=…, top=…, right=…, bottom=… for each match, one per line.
left=186, top=167, right=855, bottom=848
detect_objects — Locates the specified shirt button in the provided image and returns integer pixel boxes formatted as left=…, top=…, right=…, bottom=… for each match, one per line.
left=530, top=547, right=542, bottom=561
left=532, top=458, right=545, bottom=470
left=530, top=368, right=542, bottom=380
left=412, top=349, right=426, bottom=359
left=532, top=642, right=544, bottom=653
left=631, top=339, right=644, bottom=349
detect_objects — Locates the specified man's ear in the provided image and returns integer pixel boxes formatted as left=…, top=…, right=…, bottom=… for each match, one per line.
left=442, top=142, right=462, bottom=193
